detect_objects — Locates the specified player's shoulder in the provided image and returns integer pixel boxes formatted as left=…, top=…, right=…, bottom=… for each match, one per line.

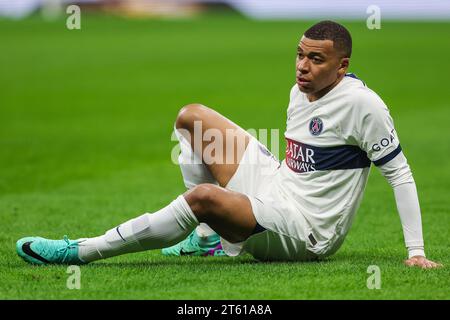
left=343, top=74, right=389, bottom=116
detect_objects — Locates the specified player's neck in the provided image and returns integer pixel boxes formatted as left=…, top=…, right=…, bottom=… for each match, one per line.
left=307, top=76, right=344, bottom=102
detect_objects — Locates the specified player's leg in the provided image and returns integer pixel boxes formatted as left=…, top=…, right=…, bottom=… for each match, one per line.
left=161, top=114, right=223, bottom=256
left=184, top=184, right=257, bottom=244
left=16, top=184, right=256, bottom=265
left=175, top=121, right=217, bottom=239
left=163, top=103, right=253, bottom=256
left=175, top=103, right=253, bottom=187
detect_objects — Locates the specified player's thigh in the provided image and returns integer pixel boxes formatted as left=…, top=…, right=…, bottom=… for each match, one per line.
left=176, top=104, right=252, bottom=187
left=184, top=184, right=257, bottom=244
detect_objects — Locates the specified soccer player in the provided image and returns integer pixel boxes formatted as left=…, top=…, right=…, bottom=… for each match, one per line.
left=16, top=21, right=441, bottom=269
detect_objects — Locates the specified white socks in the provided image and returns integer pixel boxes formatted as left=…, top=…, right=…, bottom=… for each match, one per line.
left=175, top=127, right=217, bottom=238
left=77, top=195, right=199, bottom=262
left=176, top=126, right=217, bottom=189
left=196, top=223, right=216, bottom=237
left=77, top=127, right=220, bottom=263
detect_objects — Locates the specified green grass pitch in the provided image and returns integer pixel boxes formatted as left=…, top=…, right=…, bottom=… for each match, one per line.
left=0, top=13, right=449, bottom=299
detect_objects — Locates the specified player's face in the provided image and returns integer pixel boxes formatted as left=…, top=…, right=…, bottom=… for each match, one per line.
left=296, top=36, right=349, bottom=101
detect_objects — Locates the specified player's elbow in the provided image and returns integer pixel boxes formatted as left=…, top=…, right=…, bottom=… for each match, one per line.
left=176, top=103, right=209, bottom=130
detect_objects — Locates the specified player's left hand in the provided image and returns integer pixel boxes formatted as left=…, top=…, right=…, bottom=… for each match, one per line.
left=404, top=256, right=443, bottom=269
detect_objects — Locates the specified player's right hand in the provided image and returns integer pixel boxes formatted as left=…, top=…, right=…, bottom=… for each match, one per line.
left=404, top=256, right=443, bottom=269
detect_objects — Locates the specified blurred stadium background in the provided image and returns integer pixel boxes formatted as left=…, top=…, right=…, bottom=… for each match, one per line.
left=1, top=0, right=449, bottom=299
left=2, top=0, right=450, bottom=20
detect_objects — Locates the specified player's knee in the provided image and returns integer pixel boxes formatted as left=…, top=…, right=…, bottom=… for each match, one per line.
left=176, top=103, right=209, bottom=130
left=186, top=184, right=220, bottom=218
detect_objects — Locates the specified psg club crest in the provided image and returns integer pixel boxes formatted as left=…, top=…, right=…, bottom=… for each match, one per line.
left=309, top=117, right=323, bottom=136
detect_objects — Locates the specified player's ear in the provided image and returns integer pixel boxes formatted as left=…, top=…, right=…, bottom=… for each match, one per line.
left=338, top=57, right=350, bottom=76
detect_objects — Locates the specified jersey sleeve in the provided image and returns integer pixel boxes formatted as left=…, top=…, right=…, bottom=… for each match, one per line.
left=356, top=91, right=402, bottom=166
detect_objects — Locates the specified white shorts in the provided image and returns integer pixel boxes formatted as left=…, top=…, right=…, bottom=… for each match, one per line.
left=222, top=138, right=317, bottom=261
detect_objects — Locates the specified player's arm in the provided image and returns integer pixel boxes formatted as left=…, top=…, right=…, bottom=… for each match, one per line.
left=357, top=93, right=442, bottom=269
left=375, top=152, right=442, bottom=268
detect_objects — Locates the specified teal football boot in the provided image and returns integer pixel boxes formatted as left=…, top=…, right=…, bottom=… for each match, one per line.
left=16, top=235, right=86, bottom=265
left=162, top=230, right=226, bottom=257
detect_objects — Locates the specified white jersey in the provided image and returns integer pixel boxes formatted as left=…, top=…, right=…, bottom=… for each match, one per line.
left=273, top=75, right=402, bottom=256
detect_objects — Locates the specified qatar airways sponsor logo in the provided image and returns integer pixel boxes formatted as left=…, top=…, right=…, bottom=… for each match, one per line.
left=285, top=138, right=316, bottom=173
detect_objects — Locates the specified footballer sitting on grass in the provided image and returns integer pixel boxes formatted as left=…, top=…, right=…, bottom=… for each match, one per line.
left=16, top=21, right=442, bottom=269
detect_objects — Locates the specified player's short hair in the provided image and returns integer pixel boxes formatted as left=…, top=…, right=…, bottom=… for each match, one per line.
left=304, top=21, right=352, bottom=58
